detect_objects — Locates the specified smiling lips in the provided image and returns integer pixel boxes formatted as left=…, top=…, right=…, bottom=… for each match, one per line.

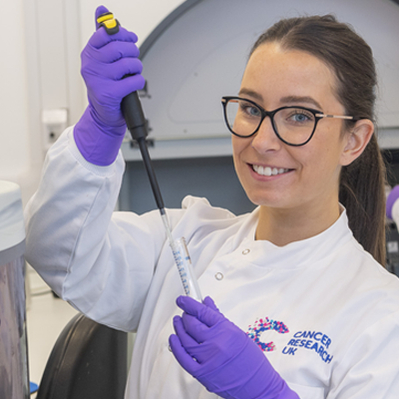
left=252, top=164, right=291, bottom=176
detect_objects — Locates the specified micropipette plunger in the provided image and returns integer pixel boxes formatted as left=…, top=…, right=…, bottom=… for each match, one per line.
left=96, top=11, right=203, bottom=302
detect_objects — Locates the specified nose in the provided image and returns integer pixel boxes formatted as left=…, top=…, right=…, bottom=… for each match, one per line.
left=250, top=116, right=282, bottom=153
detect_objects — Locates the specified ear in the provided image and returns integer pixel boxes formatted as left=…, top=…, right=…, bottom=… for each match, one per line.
left=340, top=119, right=374, bottom=166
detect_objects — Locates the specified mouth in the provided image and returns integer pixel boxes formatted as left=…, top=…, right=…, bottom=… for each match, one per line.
left=252, top=164, right=291, bottom=177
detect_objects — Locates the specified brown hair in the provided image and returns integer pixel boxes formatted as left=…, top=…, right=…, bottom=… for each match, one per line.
left=250, top=15, right=386, bottom=265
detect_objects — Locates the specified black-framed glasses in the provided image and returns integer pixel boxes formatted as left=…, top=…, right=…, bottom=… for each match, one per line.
left=221, top=96, right=359, bottom=146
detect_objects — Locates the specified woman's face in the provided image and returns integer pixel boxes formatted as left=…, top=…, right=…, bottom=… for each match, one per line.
left=233, top=42, right=353, bottom=214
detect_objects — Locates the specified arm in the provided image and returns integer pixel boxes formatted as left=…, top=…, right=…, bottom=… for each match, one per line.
left=24, top=128, right=167, bottom=331
left=24, top=7, right=156, bottom=331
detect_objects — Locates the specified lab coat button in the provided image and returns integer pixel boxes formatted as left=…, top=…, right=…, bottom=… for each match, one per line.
left=242, top=249, right=250, bottom=255
left=215, top=272, right=224, bottom=280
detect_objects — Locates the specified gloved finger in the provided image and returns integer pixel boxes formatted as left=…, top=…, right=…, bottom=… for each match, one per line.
left=173, top=315, right=200, bottom=348
left=181, top=312, right=212, bottom=342
left=113, top=74, right=146, bottom=98
left=174, top=315, right=220, bottom=365
left=169, top=334, right=201, bottom=375
left=104, top=58, right=143, bottom=81
left=173, top=315, right=211, bottom=365
left=84, top=40, right=140, bottom=64
left=89, top=26, right=139, bottom=50
left=84, top=73, right=145, bottom=110
left=82, top=55, right=143, bottom=83
left=203, top=296, right=219, bottom=311
left=176, top=295, right=222, bottom=327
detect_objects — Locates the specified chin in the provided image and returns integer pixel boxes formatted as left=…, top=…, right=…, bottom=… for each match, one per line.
left=245, top=191, right=283, bottom=208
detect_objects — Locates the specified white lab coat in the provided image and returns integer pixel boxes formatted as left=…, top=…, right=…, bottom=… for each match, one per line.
left=25, top=127, right=399, bottom=399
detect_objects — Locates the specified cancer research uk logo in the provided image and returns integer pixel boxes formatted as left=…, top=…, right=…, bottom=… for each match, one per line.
left=247, top=318, right=333, bottom=364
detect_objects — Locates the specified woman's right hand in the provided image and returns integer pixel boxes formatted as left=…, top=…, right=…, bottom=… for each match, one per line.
left=74, top=5, right=145, bottom=166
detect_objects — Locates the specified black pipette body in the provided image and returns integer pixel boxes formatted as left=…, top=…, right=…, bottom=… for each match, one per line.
left=121, top=92, right=166, bottom=215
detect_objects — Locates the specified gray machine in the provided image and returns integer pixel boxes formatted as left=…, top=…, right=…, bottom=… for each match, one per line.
left=119, top=0, right=399, bottom=215
left=0, top=181, right=29, bottom=399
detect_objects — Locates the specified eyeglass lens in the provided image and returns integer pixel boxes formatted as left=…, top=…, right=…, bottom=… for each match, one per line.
left=224, top=98, right=316, bottom=145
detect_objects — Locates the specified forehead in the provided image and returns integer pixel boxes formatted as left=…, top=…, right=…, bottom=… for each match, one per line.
left=242, top=42, right=340, bottom=109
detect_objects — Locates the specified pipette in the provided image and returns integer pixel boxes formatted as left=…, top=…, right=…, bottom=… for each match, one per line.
left=97, top=11, right=203, bottom=302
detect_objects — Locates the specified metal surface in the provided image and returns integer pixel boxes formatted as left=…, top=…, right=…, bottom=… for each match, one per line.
left=0, top=181, right=29, bottom=399
left=0, top=243, right=29, bottom=399
left=121, top=0, right=399, bottom=162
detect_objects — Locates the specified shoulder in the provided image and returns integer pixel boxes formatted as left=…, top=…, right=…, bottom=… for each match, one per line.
left=180, top=195, right=253, bottom=226
left=169, top=195, right=257, bottom=244
left=335, top=211, right=399, bottom=294
left=333, top=234, right=399, bottom=322
left=181, top=195, right=237, bottom=218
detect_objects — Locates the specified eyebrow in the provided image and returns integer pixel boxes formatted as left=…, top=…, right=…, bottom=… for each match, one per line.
left=280, top=96, right=323, bottom=110
left=238, top=88, right=263, bottom=102
left=238, top=88, right=323, bottom=110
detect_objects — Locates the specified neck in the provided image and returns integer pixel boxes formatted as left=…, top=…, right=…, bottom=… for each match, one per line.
left=255, top=201, right=342, bottom=246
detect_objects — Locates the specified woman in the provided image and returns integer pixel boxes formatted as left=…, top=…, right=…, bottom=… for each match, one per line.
left=25, top=6, right=399, bottom=399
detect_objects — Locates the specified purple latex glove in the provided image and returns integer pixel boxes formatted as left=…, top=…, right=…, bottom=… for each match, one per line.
left=387, top=185, right=399, bottom=220
left=169, top=296, right=299, bottom=399
left=74, top=5, right=145, bottom=166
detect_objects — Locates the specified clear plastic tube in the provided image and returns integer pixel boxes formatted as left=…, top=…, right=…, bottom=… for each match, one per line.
left=170, top=237, right=203, bottom=302
left=161, top=213, right=202, bottom=302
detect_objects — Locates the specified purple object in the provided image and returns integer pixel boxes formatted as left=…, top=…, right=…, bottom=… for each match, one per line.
left=74, top=6, right=145, bottom=166
left=169, top=296, right=299, bottom=399
left=386, top=185, right=399, bottom=219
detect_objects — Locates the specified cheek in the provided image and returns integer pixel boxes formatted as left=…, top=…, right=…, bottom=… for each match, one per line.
left=231, top=137, right=251, bottom=190
left=298, top=140, right=344, bottom=185
left=232, top=136, right=245, bottom=166
left=231, top=135, right=241, bottom=153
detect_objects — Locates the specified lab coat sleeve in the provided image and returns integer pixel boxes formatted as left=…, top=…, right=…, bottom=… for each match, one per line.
left=329, top=311, right=399, bottom=399
left=24, top=127, right=167, bottom=332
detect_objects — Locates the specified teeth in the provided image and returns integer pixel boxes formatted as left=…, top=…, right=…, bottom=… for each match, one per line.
left=253, top=165, right=289, bottom=176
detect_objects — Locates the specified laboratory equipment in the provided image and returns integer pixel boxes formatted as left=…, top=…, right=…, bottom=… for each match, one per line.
left=97, top=11, right=202, bottom=302
left=0, top=181, right=29, bottom=399
left=170, top=237, right=202, bottom=302
left=115, top=0, right=399, bottom=215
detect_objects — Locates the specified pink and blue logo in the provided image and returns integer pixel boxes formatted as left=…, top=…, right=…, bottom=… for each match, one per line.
left=247, top=318, right=289, bottom=352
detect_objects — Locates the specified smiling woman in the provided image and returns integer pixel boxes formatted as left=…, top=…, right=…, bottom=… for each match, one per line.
left=231, top=40, right=375, bottom=246
left=243, top=15, right=386, bottom=262
left=24, top=8, right=399, bottom=399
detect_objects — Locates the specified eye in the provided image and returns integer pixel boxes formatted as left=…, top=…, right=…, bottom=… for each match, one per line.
left=284, top=108, right=315, bottom=124
left=239, top=101, right=262, bottom=118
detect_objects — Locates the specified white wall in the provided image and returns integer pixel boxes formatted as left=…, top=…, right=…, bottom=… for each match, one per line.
left=0, top=0, right=184, bottom=205
left=3, top=0, right=399, bottom=205
left=0, top=0, right=33, bottom=203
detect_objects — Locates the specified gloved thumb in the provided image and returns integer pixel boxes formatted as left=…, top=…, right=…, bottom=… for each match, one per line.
left=95, top=5, right=111, bottom=30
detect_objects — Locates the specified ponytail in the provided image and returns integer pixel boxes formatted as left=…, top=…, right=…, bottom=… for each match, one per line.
left=339, top=134, right=386, bottom=265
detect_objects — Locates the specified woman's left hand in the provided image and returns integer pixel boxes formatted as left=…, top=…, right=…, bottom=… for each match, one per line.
left=169, top=295, right=299, bottom=399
